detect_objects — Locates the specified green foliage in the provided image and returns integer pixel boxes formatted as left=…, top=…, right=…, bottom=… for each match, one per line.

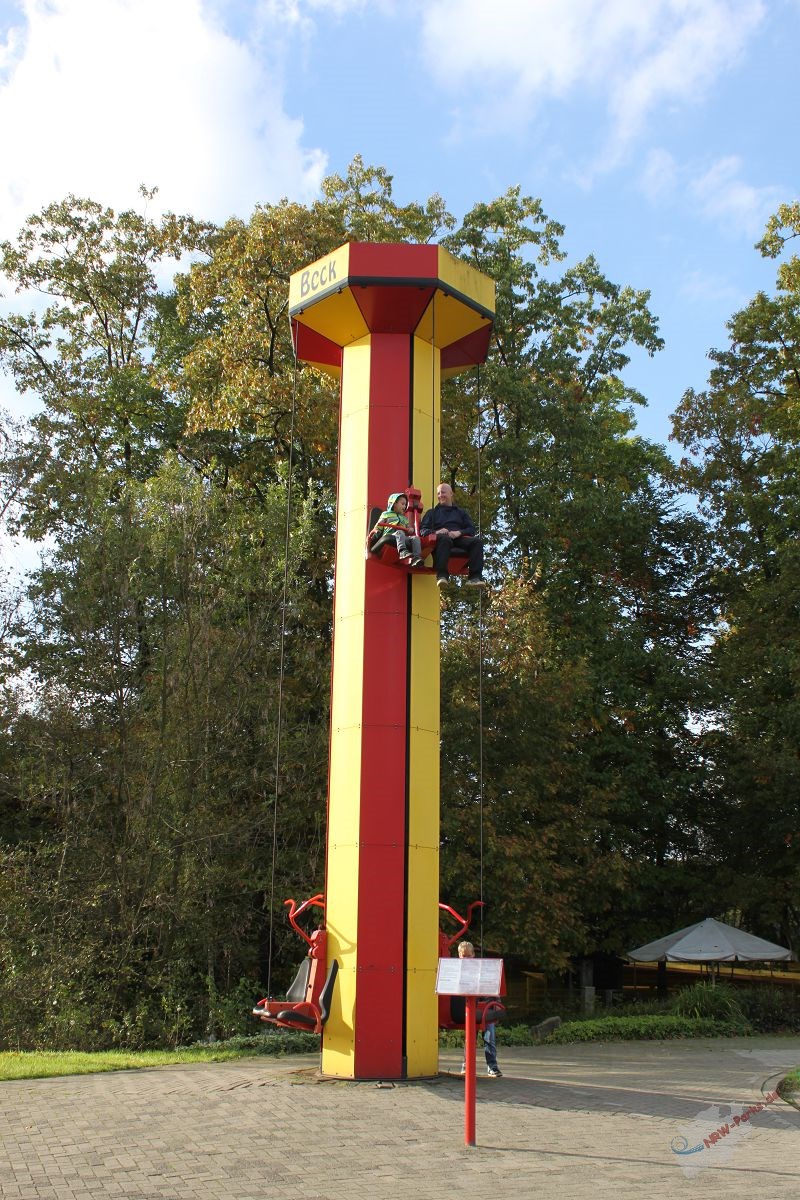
left=671, top=982, right=746, bottom=1023
left=321, top=154, right=454, bottom=244
left=436, top=184, right=712, bottom=963
left=547, top=1014, right=751, bottom=1044
left=778, top=1068, right=800, bottom=1107
left=671, top=200, right=800, bottom=951
left=496, top=1023, right=546, bottom=1045
left=0, top=453, right=331, bottom=1048
left=438, top=1023, right=538, bottom=1048
left=734, top=987, right=800, bottom=1033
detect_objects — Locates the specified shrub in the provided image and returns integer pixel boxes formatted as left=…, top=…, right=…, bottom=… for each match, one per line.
left=670, top=981, right=745, bottom=1023
left=546, top=1014, right=750, bottom=1044
left=199, top=1030, right=320, bottom=1055
left=734, top=987, right=800, bottom=1033
left=616, top=997, right=672, bottom=1017
left=778, top=1068, right=800, bottom=1107
left=204, top=977, right=263, bottom=1041
left=439, top=1023, right=543, bottom=1048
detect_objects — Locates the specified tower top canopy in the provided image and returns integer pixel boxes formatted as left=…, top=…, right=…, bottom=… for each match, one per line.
left=289, top=242, right=495, bottom=377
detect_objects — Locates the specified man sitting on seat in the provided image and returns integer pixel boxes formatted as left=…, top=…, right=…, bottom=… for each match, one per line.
left=420, top=482, right=485, bottom=587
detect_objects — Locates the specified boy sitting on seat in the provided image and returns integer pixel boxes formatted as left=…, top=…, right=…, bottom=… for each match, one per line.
left=370, top=492, right=424, bottom=566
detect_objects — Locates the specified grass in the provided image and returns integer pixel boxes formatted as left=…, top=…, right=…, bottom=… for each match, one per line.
left=0, top=1046, right=261, bottom=1081
left=0, top=1031, right=321, bottom=1081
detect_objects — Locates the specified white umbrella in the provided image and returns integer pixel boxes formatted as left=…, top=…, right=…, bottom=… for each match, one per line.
left=628, top=917, right=792, bottom=963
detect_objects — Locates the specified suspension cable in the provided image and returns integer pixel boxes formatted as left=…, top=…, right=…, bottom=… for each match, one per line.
left=476, top=362, right=485, bottom=956
left=431, top=290, right=436, bottom=501
left=266, top=326, right=300, bottom=999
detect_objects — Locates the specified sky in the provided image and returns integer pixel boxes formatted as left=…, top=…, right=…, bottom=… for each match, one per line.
left=0, top=0, right=797, bottom=452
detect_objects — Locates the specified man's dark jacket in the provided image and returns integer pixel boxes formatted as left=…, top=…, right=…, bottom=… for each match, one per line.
left=420, top=504, right=477, bottom=538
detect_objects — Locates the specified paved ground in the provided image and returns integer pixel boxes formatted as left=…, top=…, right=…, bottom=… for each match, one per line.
left=1, top=1037, right=798, bottom=1199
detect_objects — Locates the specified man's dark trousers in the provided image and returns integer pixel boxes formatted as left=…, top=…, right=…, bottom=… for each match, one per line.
left=433, top=534, right=483, bottom=579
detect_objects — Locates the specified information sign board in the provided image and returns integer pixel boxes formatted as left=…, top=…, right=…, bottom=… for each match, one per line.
left=435, top=957, right=504, bottom=996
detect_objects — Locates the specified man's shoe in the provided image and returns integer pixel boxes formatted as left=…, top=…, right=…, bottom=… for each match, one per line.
left=436, top=576, right=449, bottom=587
left=487, top=1067, right=502, bottom=1078
left=466, top=576, right=486, bottom=587
left=399, top=552, right=412, bottom=561
left=411, top=557, right=425, bottom=567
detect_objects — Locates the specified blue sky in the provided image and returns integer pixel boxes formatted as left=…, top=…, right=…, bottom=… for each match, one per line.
left=0, top=0, right=797, bottom=454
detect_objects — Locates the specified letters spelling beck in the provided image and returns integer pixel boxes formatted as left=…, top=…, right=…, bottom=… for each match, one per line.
left=299, top=257, right=339, bottom=299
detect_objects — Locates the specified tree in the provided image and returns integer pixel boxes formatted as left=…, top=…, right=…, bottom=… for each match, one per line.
left=0, top=165, right=459, bottom=1046
left=671, top=201, right=800, bottom=950
left=0, top=190, right=207, bottom=540
left=0, top=165, right=733, bottom=1045
left=438, top=189, right=712, bottom=958
left=0, top=194, right=331, bottom=1046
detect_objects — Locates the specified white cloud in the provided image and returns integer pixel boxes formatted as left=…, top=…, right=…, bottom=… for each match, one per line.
left=421, top=0, right=765, bottom=163
left=246, top=0, right=379, bottom=48
left=606, top=1, right=764, bottom=154
left=690, top=155, right=783, bottom=238
left=0, top=0, right=327, bottom=241
left=679, top=268, right=742, bottom=305
left=640, top=148, right=678, bottom=202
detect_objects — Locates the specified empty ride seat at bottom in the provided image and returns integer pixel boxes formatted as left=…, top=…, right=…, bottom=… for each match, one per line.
left=284, top=958, right=312, bottom=1003
left=275, top=960, right=339, bottom=1029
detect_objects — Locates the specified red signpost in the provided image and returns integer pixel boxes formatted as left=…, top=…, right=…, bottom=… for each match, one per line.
left=464, top=995, right=477, bottom=1146
left=436, top=956, right=505, bottom=1148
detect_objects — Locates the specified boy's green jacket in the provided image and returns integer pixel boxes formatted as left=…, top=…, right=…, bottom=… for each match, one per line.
left=370, top=492, right=412, bottom=538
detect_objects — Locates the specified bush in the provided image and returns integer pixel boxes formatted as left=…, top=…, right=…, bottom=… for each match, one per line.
left=615, top=997, right=672, bottom=1017
left=778, top=1068, right=800, bottom=1107
left=204, top=977, right=263, bottom=1041
left=734, top=987, right=800, bottom=1033
left=546, top=1014, right=750, bottom=1044
left=197, top=1030, right=320, bottom=1055
left=439, top=1023, right=537, bottom=1048
left=670, top=981, right=745, bottom=1023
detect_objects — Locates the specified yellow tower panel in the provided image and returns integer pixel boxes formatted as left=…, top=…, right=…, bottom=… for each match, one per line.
left=411, top=334, right=440, bottom=506
left=322, top=337, right=371, bottom=1078
left=405, top=331, right=441, bottom=1076
left=437, top=245, right=496, bottom=316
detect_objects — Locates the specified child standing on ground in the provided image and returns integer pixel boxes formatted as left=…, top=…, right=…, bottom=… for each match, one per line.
left=458, top=940, right=502, bottom=1078
left=370, top=492, right=424, bottom=565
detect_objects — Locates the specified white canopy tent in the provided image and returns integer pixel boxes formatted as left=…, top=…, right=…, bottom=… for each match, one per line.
left=628, top=917, right=792, bottom=965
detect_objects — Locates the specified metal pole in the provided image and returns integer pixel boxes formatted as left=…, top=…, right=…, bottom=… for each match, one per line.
left=464, top=996, right=477, bottom=1147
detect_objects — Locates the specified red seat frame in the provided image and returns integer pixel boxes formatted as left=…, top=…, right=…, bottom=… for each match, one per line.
left=253, top=892, right=505, bottom=1038
left=252, top=895, right=337, bottom=1034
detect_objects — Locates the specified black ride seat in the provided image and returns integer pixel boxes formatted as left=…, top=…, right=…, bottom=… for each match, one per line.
left=284, top=958, right=312, bottom=1003
left=275, top=959, right=339, bottom=1029
left=450, top=996, right=466, bottom=1025
left=368, top=507, right=399, bottom=556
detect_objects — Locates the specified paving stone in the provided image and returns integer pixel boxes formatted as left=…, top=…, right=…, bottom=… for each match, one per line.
left=0, top=1038, right=798, bottom=1198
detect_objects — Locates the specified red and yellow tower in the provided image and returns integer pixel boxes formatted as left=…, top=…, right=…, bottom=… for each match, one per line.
left=289, top=243, right=494, bottom=1079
